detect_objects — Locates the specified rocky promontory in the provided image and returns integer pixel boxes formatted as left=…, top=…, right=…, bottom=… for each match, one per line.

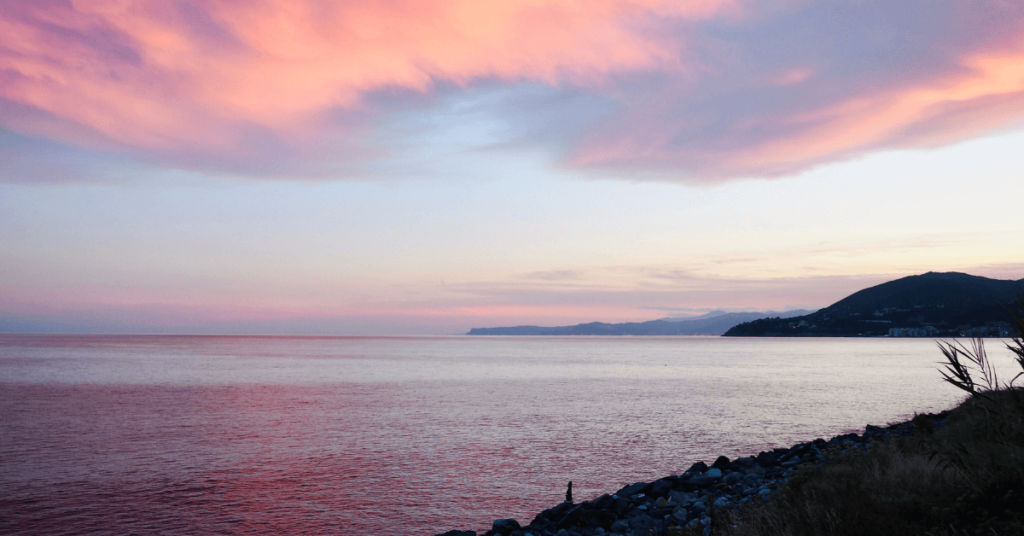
left=435, top=415, right=944, bottom=536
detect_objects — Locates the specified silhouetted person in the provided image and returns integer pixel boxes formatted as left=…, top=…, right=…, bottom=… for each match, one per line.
left=565, top=481, right=573, bottom=502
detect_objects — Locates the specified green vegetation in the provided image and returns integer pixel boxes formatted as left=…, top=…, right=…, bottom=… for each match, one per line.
left=724, top=272, right=1024, bottom=337
left=701, top=299, right=1024, bottom=535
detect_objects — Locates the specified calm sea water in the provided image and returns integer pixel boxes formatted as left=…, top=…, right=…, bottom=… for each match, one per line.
left=1, top=335, right=1014, bottom=535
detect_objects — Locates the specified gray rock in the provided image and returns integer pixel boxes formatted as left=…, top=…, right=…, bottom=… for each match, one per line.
left=554, top=530, right=569, bottom=536
left=627, top=507, right=648, bottom=519
left=687, top=468, right=723, bottom=487
left=723, top=472, right=743, bottom=485
left=627, top=515, right=660, bottom=534
left=686, top=461, right=709, bottom=474
left=592, top=494, right=614, bottom=510
left=668, top=490, right=691, bottom=505
left=612, top=497, right=630, bottom=515
left=615, top=482, right=650, bottom=498
left=609, top=519, right=629, bottom=533
left=649, top=478, right=673, bottom=498
left=491, top=518, right=520, bottom=535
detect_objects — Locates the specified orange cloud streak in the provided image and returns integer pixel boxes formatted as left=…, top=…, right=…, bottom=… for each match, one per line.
left=0, top=0, right=733, bottom=152
left=737, top=48, right=1024, bottom=174
left=570, top=38, right=1024, bottom=179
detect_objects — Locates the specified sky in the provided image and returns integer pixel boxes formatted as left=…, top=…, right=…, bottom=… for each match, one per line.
left=2, top=0, right=1024, bottom=335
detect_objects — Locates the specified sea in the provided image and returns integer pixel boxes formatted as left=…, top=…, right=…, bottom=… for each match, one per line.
left=1, top=334, right=1016, bottom=535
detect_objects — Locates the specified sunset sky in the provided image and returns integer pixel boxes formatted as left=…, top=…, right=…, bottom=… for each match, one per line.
left=2, top=0, right=1024, bottom=334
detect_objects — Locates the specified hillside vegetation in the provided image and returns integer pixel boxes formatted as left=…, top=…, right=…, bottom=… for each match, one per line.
left=724, top=272, right=1023, bottom=337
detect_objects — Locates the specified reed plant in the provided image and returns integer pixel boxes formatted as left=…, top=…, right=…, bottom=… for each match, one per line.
left=701, top=297, right=1024, bottom=536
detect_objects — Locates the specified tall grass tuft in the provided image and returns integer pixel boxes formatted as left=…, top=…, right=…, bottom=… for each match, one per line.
left=938, top=337, right=997, bottom=397
left=1003, top=295, right=1024, bottom=385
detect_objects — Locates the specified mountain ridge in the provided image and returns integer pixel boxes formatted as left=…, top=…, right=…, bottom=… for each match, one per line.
left=723, top=271, right=1023, bottom=337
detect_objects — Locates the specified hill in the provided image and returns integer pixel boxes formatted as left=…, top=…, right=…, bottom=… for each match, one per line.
left=723, top=272, right=1023, bottom=337
left=467, top=310, right=812, bottom=336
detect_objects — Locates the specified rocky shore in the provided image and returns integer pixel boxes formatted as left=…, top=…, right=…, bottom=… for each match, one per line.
left=434, top=413, right=949, bottom=536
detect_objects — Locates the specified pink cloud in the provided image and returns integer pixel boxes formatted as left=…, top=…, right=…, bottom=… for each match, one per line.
left=568, top=45, right=1024, bottom=179
left=0, top=0, right=732, bottom=157
left=3, top=1, right=1024, bottom=181
left=565, top=3, right=1024, bottom=180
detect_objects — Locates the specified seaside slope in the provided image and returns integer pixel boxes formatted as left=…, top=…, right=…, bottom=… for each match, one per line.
left=439, top=299, right=1024, bottom=536
left=439, top=388, right=1024, bottom=536
left=724, top=272, right=1023, bottom=337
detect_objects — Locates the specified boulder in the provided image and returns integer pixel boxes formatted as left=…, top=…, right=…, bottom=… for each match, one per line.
left=592, top=494, right=614, bottom=510
left=628, top=514, right=660, bottom=533
left=780, top=457, right=803, bottom=468
left=615, top=481, right=650, bottom=498
left=555, top=506, right=584, bottom=529
left=612, top=496, right=630, bottom=516
left=649, top=478, right=673, bottom=498
left=687, top=471, right=722, bottom=487
left=649, top=506, right=674, bottom=518
left=711, top=456, right=731, bottom=469
left=586, top=510, right=616, bottom=529
left=668, top=490, right=692, bottom=505
left=686, top=461, right=708, bottom=474
left=490, top=518, right=520, bottom=536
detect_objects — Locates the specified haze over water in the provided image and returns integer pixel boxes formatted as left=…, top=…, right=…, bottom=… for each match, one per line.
left=2, top=335, right=1007, bottom=535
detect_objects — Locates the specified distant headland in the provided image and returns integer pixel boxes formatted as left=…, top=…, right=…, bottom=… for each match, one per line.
left=466, top=310, right=814, bottom=336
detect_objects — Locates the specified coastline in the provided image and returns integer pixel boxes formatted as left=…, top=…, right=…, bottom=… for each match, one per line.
left=435, top=412, right=948, bottom=536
